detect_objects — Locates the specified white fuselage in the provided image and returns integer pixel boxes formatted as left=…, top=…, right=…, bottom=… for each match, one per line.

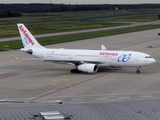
left=30, top=47, right=155, bottom=67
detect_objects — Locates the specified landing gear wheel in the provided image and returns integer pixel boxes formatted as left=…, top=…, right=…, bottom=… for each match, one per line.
left=70, top=69, right=81, bottom=73
left=136, top=67, right=141, bottom=74
left=136, top=70, right=140, bottom=74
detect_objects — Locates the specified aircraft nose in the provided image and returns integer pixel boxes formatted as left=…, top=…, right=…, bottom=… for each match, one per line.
left=153, top=58, right=156, bottom=63
left=151, top=58, right=156, bottom=63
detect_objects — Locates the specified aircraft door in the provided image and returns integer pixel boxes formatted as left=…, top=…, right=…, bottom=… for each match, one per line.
left=69, top=52, right=75, bottom=59
left=41, top=50, right=45, bottom=58
left=99, top=54, right=108, bottom=62
left=111, top=56, right=118, bottom=66
left=135, top=54, right=140, bottom=62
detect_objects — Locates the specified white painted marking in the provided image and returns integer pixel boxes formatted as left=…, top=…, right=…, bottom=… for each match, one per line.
left=141, top=96, right=153, bottom=98
left=11, top=97, right=36, bottom=100
left=72, top=99, right=84, bottom=101
left=13, top=91, right=160, bottom=101
left=73, top=97, right=85, bottom=99
left=41, top=91, right=160, bottom=99
left=119, top=97, right=130, bottom=99
left=48, top=101, right=57, bottom=103
left=104, top=95, right=116, bottom=98
left=95, top=98, right=107, bottom=100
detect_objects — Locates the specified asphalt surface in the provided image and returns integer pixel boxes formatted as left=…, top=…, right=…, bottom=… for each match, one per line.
left=0, top=27, right=160, bottom=104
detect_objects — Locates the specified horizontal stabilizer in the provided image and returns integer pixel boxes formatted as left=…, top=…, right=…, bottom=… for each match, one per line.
left=11, top=55, right=41, bottom=61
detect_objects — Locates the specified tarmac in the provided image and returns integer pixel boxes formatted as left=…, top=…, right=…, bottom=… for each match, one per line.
left=0, top=28, right=160, bottom=104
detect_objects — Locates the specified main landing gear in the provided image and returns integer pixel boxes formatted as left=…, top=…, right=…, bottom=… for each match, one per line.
left=136, top=67, right=141, bottom=74
left=70, top=69, right=81, bottom=73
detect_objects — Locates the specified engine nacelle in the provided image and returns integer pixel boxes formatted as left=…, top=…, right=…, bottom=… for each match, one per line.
left=77, top=63, right=98, bottom=73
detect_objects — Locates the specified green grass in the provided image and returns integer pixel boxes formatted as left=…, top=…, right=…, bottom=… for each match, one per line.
left=0, top=10, right=160, bottom=51
left=0, top=22, right=121, bottom=38
left=37, top=24, right=160, bottom=45
left=27, top=22, right=121, bottom=34
left=94, top=14, right=159, bottom=22
left=1, top=24, right=160, bottom=51
left=0, top=10, right=126, bottom=23
left=0, top=8, right=159, bottom=23
left=0, top=10, right=159, bottom=38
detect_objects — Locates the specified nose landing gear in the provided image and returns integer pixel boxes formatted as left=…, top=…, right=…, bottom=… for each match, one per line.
left=136, top=67, right=141, bottom=74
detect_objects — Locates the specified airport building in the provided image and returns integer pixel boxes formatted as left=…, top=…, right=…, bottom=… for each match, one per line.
left=0, top=99, right=160, bottom=120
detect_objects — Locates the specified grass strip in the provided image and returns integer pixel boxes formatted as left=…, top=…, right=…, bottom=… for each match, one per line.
left=94, top=14, right=159, bottom=22
left=0, top=22, right=121, bottom=38
left=1, top=24, right=160, bottom=51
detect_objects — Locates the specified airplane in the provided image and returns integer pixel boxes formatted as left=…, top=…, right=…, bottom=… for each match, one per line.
left=12, top=23, right=156, bottom=74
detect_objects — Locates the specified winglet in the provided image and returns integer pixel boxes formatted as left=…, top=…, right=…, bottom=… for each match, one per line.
left=101, top=45, right=107, bottom=50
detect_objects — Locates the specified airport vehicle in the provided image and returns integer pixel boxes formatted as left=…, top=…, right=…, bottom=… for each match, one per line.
left=13, top=23, right=156, bottom=74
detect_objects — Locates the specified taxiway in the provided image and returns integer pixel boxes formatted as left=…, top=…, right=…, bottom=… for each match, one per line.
left=0, top=28, right=160, bottom=103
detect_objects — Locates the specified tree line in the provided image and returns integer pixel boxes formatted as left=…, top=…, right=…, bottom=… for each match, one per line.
left=0, top=10, right=22, bottom=18
left=0, top=4, right=160, bottom=13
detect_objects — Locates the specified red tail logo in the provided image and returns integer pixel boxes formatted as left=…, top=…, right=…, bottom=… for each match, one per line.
left=19, top=25, right=34, bottom=45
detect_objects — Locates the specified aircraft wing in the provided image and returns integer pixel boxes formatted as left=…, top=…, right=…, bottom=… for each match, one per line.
left=12, top=55, right=102, bottom=64
left=12, top=55, right=110, bottom=67
left=43, top=60, right=108, bottom=66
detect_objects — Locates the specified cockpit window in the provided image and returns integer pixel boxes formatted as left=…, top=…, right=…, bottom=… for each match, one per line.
left=145, top=56, right=152, bottom=58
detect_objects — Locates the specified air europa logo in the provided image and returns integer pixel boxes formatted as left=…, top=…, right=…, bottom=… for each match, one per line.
left=19, top=25, right=34, bottom=45
left=99, top=52, right=118, bottom=56
left=118, top=54, right=132, bottom=62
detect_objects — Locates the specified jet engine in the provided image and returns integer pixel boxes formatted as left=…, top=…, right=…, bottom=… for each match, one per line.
left=77, top=63, right=98, bottom=73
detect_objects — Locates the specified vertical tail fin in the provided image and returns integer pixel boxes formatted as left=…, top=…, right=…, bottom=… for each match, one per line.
left=17, top=23, right=44, bottom=49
